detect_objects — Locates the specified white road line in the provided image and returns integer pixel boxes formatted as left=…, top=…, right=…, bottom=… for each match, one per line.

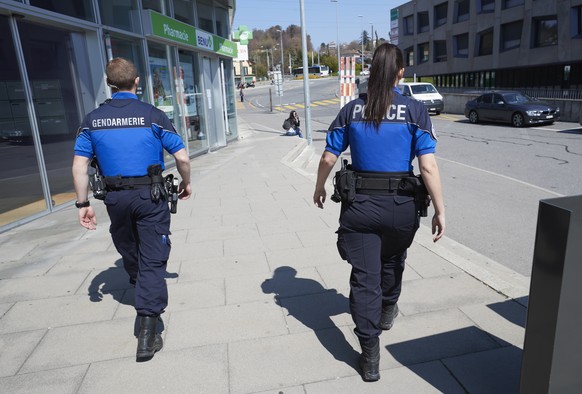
left=438, top=157, right=564, bottom=197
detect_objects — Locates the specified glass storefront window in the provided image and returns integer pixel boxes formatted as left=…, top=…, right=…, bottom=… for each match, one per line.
left=142, top=0, right=170, bottom=15
left=0, top=16, right=45, bottom=227
left=108, top=35, right=148, bottom=102
left=222, top=59, right=238, bottom=140
left=98, top=0, right=141, bottom=33
left=216, top=7, right=229, bottom=38
left=16, top=20, right=91, bottom=213
left=179, top=51, right=208, bottom=155
left=29, top=0, right=94, bottom=21
left=174, top=0, right=195, bottom=25
left=197, top=0, right=214, bottom=33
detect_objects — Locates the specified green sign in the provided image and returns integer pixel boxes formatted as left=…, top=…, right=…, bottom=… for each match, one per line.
left=146, top=11, right=237, bottom=58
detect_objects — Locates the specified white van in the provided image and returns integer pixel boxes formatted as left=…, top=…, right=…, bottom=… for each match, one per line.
left=398, top=82, right=444, bottom=114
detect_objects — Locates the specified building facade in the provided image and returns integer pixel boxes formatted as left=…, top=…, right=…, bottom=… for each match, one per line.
left=0, top=0, right=238, bottom=231
left=393, top=0, right=582, bottom=92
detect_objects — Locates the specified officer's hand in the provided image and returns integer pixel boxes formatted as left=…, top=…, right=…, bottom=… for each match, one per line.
left=178, top=181, right=192, bottom=200
left=79, top=207, right=97, bottom=230
left=432, top=213, right=445, bottom=242
left=313, top=187, right=326, bottom=209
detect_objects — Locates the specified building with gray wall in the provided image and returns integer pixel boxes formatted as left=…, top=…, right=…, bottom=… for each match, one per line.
left=392, top=0, right=582, bottom=92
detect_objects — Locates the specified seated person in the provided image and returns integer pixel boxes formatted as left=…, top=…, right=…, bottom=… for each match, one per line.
left=282, top=110, right=303, bottom=138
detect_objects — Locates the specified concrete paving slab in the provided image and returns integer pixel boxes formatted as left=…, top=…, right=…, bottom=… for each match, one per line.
left=164, top=301, right=288, bottom=350
left=266, top=244, right=342, bottom=270
left=0, top=242, right=37, bottom=262
left=114, top=279, right=225, bottom=318
left=20, top=317, right=138, bottom=373
left=228, top=327, right=361, bottom=394
left=78, top=345, right=228, bottom=394
left=0, top=365, right=88, bottom=394
left=315, top=262, right=352, bottom=291
left=171, top=239, right=223, bottom=260
left=257, top=216, right=331, bottom=235
left=178, top=252, right=270, bottom=282
left=186, top=222, right=259, bottom=243
left=0, top=271, right=90, bottom=303
left=229, top=266, right=326, bottom=305
left=0, top=330, right=45, bottom=377
left=279, top=290, right=354, bottom=334
left=261, top=232, right=303, bottom=251
left=0, top=293, right=121, bottom=334
left=305, top=361, right=466, bottom=394
left=47, top=251, right=121, bottom=274
left=399, top=272, right=507, bottom=315
left=460, top=300, right=526, bottom=348
left=67, top=232, right=113, bottom=255
left=443, top=346, right=522, bottom=394
left=379, top=308, right=502, bottom=369
left=295, top=229, right=337, bottom=248
left=0, top=258, right=57, bottom=279
left=0, top=302, right=12, bottom=318
left=74, top=265, right=134, bottom=297
left=407, top=243, right=463, bottom=278
left=252, top=386, right=306, bottom=394
left=222, top=211, right=258, bottom=227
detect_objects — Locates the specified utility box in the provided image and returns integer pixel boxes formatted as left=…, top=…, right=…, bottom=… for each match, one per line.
left=520, top=195, right=582, bottom=394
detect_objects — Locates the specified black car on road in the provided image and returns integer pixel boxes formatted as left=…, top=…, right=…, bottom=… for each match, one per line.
left=464, top=91, right=559, bottom=127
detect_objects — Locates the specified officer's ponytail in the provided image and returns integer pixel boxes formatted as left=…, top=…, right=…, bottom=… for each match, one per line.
left=364, top=44, right=404, bottom=128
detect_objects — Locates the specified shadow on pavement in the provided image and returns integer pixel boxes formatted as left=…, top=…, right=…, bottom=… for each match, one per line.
left=387, top=328, right=522, bottom=393
left=88, top=259, right=178, bottom=306
left=261, top=266, right=359, bottom=371
left=487, top=297, right=528, bottom=328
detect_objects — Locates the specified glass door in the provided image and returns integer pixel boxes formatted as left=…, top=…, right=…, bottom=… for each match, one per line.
left=202, top=56, right=226, bottom=149
left=179, top=50, right=208, bottom=155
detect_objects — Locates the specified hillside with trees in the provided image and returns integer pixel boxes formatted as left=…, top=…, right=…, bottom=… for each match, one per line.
left=245, top=25, right=387, bottom=79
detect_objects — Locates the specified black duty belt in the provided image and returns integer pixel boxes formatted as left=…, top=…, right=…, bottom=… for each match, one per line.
left=355, top=171, right=413, bottom=195
left=105, top=175, right=152, bottom=190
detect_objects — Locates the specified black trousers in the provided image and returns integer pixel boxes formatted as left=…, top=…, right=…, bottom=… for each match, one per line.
left=105, top=188, right=171, bottom=316
left=336, top=193, right=419, bottom=344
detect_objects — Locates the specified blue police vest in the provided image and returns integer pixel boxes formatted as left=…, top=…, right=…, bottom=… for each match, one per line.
left=325, top=88, right=437, bottom=173
left=74, top=92, right=185, bottom=177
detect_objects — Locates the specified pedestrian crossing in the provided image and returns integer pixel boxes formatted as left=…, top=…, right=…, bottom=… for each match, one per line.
left=273, top=98, right=341, bottom=111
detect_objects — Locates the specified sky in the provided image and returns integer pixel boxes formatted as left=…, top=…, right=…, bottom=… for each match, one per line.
left=233, top=0, right=404, bottom=48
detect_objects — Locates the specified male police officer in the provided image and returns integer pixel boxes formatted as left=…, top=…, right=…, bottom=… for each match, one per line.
left=72, top=57, right=192, bottom=362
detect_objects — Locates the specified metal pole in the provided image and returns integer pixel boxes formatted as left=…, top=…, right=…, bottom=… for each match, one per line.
left=332, top=0, right=340, bottom=78
left=279, top=30, right=284, bottom=82
left=359, top=15, right=364, bottom=71
left=300, top=0, right=313, bottom=145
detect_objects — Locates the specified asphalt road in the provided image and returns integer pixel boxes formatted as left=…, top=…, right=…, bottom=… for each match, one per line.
left=244, top=79, right=582, bottom=276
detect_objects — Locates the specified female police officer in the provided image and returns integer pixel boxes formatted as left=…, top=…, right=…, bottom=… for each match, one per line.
left=73, top=58, right=192, bottom=362
left=313, top=43, right=445, bottom=382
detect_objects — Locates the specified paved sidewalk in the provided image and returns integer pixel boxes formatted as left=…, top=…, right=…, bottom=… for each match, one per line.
left=0, top=110, right=530, bottom=393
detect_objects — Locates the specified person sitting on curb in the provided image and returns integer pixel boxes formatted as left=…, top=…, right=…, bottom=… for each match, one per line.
left=282, top=110, right=303, bottom=138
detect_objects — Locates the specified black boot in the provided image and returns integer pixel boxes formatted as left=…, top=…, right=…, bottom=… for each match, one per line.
left=359, top=337, right=380, bottom=382
left=380, top=303, right=399, bottom=330
left=136, top=316, right=163, bottom=362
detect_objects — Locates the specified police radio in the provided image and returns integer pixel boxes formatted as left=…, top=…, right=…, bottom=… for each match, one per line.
left=165, top=174, right=179, bottom=214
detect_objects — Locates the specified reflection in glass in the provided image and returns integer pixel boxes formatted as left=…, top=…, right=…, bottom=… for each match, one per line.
left=222, top=59, right=238, bottom=140
left=109, top=36, right=148, bottom=102
left=18, top=21, right=89, bottom=211
left=98, top=0, right=141, bottom=33
left=0, top=16, right=45, bottom=226
left=29, top=0, right=94, bottom=21
left=179, top=51, right=208, bottom=155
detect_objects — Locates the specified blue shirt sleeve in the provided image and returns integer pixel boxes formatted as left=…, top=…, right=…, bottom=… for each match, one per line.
left=411, top=102, right=437, bottom=157
left=325, top=105, right=351, bottom=156
left=151, top=108, right=185, bottom=154
left=73, top=123, right=93, bottom=158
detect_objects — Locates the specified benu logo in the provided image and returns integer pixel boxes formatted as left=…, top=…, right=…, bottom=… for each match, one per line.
left=196, top=31, right=213, bottom=50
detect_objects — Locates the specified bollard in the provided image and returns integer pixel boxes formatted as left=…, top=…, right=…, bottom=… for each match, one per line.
left=520, top=195, right=582, bottom=394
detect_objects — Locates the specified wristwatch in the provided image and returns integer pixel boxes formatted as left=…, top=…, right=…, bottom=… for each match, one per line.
left=75, top=200, right=90, bottom=208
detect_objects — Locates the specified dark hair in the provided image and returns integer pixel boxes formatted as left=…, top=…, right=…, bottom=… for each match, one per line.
left=289, top=110, right=297, bottom=119
left=364, top=43, right=404, bottom=128
left=106, top=57, right=138, bottom=91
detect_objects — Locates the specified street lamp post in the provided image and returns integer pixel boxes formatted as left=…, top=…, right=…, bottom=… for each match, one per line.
left=358, top=15, right=364, bottom=71
left=370, top=22, right=374, bottom=50
left=331, top=0, right=340, bottom=78
left=277, top=29, right=284, bottom=82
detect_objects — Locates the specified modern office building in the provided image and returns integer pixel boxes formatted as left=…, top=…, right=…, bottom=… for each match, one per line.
left=0, top=0, right=238, bottom=230
left=392, top=0, right=582, bottom=92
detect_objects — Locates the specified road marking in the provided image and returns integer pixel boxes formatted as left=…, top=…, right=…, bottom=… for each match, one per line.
left=439, top=157, right=564, bottom=197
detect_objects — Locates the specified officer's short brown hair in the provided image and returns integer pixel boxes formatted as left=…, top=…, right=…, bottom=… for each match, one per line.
left=106, top=57, right=138, bottom=91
